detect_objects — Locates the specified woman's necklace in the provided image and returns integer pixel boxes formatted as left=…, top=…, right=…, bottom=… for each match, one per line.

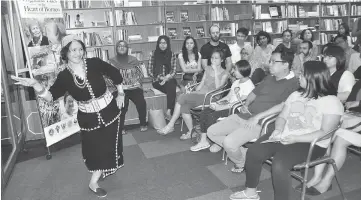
left=67, top=61, right=87, bottom=89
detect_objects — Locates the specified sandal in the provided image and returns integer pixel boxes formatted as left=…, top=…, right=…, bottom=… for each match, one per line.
left=230, top=165, right=244, bottom=173
left=140, top=125, right=148, bottom=132
left=190, top=141, right=211, bottom=151
left=180, top=132, right=192, bottom=140
left=157, top=125, right=174, bottom=135
left=230, top=190, right=260, bottom=200
left=209, top=144, right=222, bottom=153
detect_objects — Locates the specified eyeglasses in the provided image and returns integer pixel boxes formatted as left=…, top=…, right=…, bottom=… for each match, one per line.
left=269, top=60, right=286, bottom=64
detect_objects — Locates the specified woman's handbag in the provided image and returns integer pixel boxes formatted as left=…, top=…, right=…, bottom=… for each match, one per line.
left=148, top=109, right=167, bottom=130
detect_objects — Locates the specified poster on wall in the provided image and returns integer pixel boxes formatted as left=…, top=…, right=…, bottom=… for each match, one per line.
left=16, top=0, right=80, bottom=147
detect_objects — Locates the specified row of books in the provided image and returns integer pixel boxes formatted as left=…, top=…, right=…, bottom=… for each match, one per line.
left=87, top=48, right=110, bottom=62
left=287, top=5, right=319, bottom=18
left=253, top=5, right=287, bottom=19
left=74, top=31, right=113, bottom=47
left=114, top=0, right=160, bottom=7
left=211, top=7, right=230, bottom=21
left=116, top=10, right=137, bottom=26
left=254, top=21, right=287, bottom=34
left=62, top=0, right=92, bottom=9
left=321, top=4, right=348, bottom=16
left=320, top=32, right=337, bottom=44
left=321, top=19, right=343, bottom=31
left=351, top=5, right=361, bottom=16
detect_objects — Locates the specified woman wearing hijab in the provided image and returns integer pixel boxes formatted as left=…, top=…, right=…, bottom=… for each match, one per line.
left=110, top=40, right=147, bottom=132
left=147, top=35, right=178, bottom=119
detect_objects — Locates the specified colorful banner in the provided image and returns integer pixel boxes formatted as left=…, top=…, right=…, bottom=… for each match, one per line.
left=16, top=0, right=80, bottom=146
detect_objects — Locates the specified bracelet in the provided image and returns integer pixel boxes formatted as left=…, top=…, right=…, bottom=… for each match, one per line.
left=36, top=86, right=46, bottom=96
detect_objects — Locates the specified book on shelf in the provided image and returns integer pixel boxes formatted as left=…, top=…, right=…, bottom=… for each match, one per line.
left=196, top=26, right=205, bottom=38
left=220, top=23, right=238, bottom=37
left=64, top=11, right=113, bottom=28
left=322, top=4, right=348, bottom=17
left=351, top=5, right=361, bottom=16
left=183, top=27, right=192, bottom=37
left=75, top=31, right=113, bottom=47
left=321, top=19, right=343, bottom=31
left=63, top=0, right=92, bottom=9
left=320, top=32, right=337, bottom=45
left=269, top=6, right=281, bottom=18
left=128, top=35, right=142, bottom=42
left=211, top=7, right=229, bottom=21
left=166, top=11, right=175, bottom=23
left=180, top=10, right=189, bottom=22
left=115, top=10, right=137, bottom=26
left=168, top=28, right=177, bottom=39
left=87, top=48, right=109, bottom=62
left=117, top=29, right=128, bottom=41
left=74, top=13, right=84, bottom=28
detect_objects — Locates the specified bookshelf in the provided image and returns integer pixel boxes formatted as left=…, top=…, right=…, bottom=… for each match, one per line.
left=62, top=0, right=361, bottom=66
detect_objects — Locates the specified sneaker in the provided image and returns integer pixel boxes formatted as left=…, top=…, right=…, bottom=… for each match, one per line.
left=230, top=190, right=260, bottom=200
left=180, top=132, right=191, bottom=140
left=190, top=141, right=211, bottom=152
left=230, top=165, right=244, bottom=173
left=209, top=144, right=222, bottom=153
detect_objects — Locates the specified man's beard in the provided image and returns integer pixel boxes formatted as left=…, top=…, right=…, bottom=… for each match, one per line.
left=211, top=36, right=219, bottom=42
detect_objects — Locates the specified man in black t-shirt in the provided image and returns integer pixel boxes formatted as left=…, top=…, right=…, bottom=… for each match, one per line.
left=200, top=25, right=232, bottom=72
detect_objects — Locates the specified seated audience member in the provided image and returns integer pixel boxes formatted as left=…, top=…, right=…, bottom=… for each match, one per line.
left=276, top=29, right=297, bottom=54
left=191, top=60, right=255, bottom=151
left=148, top=35, right=178, bottom=119
left=251, top=31, right=275, bottom=72
left=240, top=46, right=265, bottom=85
left=292, top=41, right=317, bottom=77
left=352, top=18, right=361, bottom=52
left=230, top=61, right=343, bottom=200
left=229, top=27, right=252, bottom=64
left=294, top=28, right=319, bottom=59
left=197, top=48, right=299, bottom=172
left=334, top=34, right=358, bottom=70
left=157, top=49, right=228, bottom=139
left=296, top=80, right=361, bottom=196
left=348, top=43, right=361, bottom=73
left=200, top=25, right=232, bottom=72
left=337, top=22, right=353, bottom=48
left=178, top=36, right=203, bottom=92
left=323, top=44, right=355, bottom=102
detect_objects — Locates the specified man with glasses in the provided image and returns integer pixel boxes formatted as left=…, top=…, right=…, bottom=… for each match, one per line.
left=292, top=41, right=317, bottom=77
left=334, top=35, right=357, bottom=70
left=194, top=46, right=299, bottom=173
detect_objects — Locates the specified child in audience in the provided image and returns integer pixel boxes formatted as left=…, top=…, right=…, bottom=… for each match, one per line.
left=190, top=60, right=255, bottom=151
left=230, top=61, right=343, bottom=200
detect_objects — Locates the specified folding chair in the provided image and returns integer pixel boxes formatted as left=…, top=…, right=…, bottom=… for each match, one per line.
left=264, top=124, right=346, bottom=200
left=221, top=102, right=279, bottom=165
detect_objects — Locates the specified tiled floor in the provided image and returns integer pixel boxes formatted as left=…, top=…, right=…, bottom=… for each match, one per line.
left=3, top=125, right=361, bottom=200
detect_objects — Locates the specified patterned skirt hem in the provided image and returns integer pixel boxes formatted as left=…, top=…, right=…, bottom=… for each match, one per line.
left=88, top=163, right=124, bottom=178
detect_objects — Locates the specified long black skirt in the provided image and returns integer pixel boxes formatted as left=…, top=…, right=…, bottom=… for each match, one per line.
left=81, top=114, right=124, bottom=178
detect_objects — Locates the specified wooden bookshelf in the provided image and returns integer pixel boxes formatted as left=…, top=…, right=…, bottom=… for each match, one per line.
left=62, top=0, right=361, bottom=64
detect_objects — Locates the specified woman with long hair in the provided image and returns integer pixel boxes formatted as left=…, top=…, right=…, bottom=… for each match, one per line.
left=12, top=35, right=125, bottom=198
left=337, top=22, right=353, bottom=48
left=322, top=44, right=355, bottom=102
left=178, top=36, right=203, bottom=92
left=230, top=61, right=343, bottom=200
left=147, top=35, right=178, bottom=119
left=158, top=49, right=229, bottom=139
left=251, top=31, right=274, bottom=72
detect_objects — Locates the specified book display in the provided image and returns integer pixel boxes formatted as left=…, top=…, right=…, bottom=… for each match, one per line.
left=62, top=0, right=361, bottom=67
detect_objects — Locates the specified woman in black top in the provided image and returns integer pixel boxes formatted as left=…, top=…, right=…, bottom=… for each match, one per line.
left=148, top=35, right=178, bottom=119
left=12, top=35, right=125, bottom=198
